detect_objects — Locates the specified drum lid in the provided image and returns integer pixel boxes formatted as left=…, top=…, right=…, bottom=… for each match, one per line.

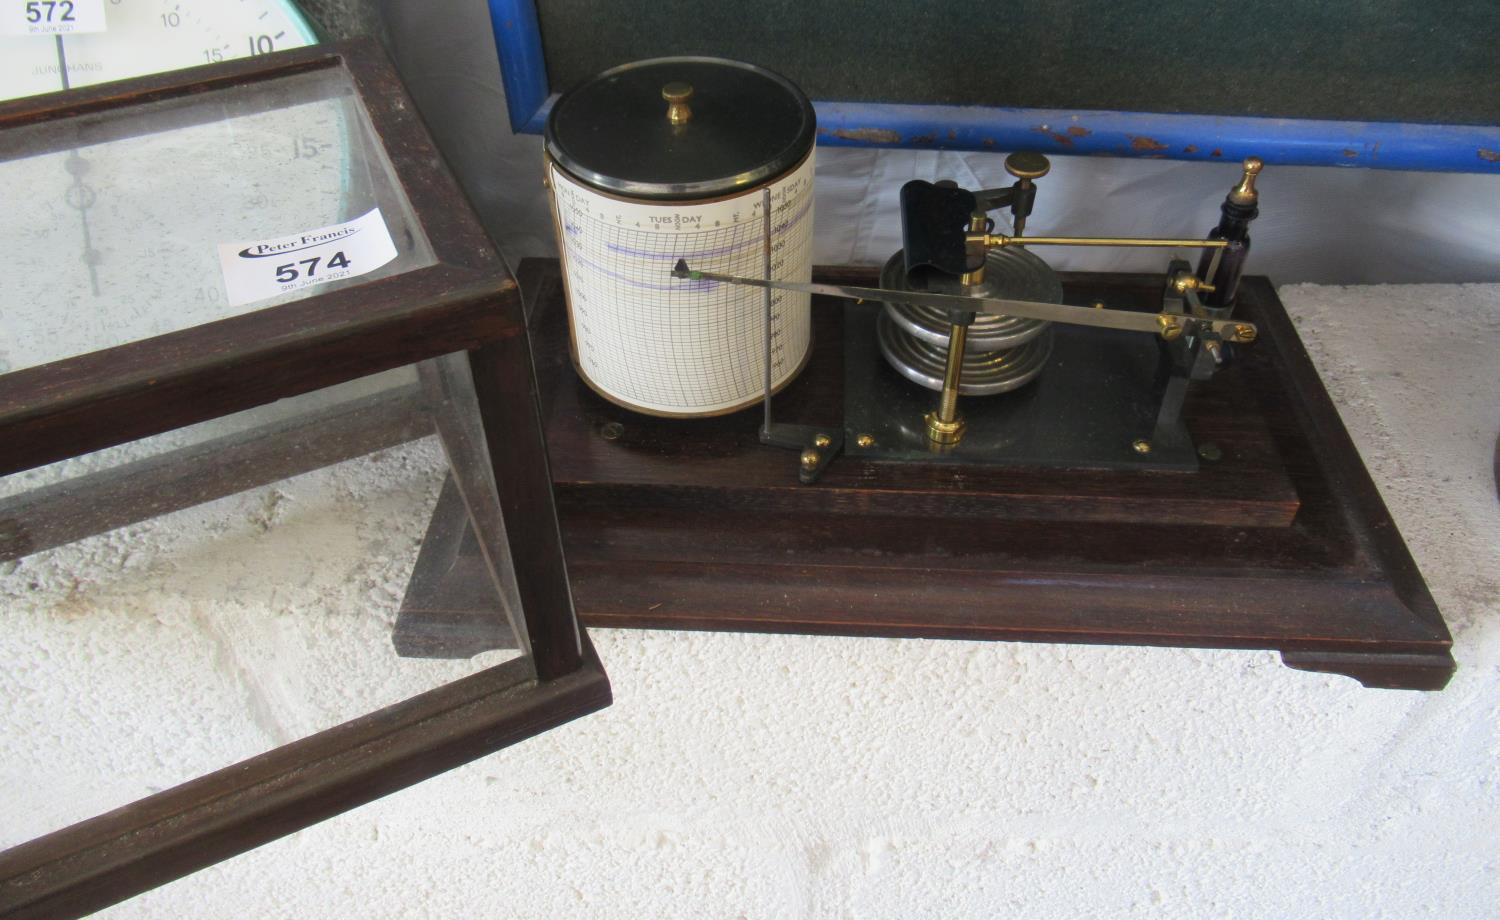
left=545, top=56, right=815, bottom=200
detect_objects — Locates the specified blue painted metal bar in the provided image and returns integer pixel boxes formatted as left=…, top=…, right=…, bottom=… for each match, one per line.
left=488, top=8, right=1500, bottom=173
left=814, top=102, right=1500, bottom=173
left=486, top=0, right=549, bottom=135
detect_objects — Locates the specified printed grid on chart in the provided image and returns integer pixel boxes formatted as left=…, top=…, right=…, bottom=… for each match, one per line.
left=555, top=170, right=815, bottom=413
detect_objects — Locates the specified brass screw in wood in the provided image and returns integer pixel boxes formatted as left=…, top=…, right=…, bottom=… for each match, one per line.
left=800, top=448, right=820, bottom=469
left=1132, top=438, right=1152, bottom=454
left=814, top=433, right=831, bottom=448
left=857, top=434, right=875, bottom=448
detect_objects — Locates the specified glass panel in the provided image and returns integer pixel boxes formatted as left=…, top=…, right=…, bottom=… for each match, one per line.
left=0, top=365, right=419, bottom=507
left=0, top=352, right=530, bottom=845
left=0, top=66, right=437, bottom=373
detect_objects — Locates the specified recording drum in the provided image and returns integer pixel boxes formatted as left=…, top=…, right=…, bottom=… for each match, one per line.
left=543, top=56, right=816, bottom=417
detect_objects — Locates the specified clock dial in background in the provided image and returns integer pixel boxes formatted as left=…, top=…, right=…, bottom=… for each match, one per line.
left=0, top=0, right=319, bottom=102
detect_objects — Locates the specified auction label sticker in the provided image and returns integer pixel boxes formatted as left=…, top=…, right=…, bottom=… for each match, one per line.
left=218, top=208, right=398, bottom=307
left=3, top=0, right=107, bottom=35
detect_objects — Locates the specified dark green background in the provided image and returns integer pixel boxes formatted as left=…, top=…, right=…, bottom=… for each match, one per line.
left=536, top=1, right=1499, bottom=125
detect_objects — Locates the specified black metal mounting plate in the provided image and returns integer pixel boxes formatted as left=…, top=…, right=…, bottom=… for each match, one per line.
left=842, top=302, right=1199, bottom=471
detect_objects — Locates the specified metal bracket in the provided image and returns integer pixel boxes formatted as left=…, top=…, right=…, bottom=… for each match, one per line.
left=755, top=187, right=842, bottom=484
left=761, top=421, right=843, bottom=484
left=1150, top=259, right=1228, bottom=450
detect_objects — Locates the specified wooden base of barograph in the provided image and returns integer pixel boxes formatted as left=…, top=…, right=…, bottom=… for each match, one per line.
left=394, top=259, right=1454, bottom=691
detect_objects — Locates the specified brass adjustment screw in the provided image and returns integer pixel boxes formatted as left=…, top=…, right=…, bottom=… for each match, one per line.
left=1004, top=151, right=1051, bottom=180
left=1004, top=153, right=1049, bottom=237
left=662, top=82, right=694, bottom=125
left=925, top=411, right=967, bottom=445
left=813, top=433, right=832, bottom=448
left=1157, top=315, right=1184, bottom=341
left=856, top=434, right=875, bottom=448
left=1233, top=323, right=1257, bottom=342
left=1132, top=438, right=1153, bottom=455
left=800, top=448, right=820, bottom=469
left=1172, top=273, right=1216, bottom=294
left=1230, top=156, right=1263, bottom=205
left=960, top=213, right=988, bottom=286
left=926, top=320, right=970, bottom=445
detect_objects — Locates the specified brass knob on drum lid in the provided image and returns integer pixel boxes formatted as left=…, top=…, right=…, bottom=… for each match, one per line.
left=662, top=81, right=694, bottom=125
left=1004, top=151, right=1051, bottom=181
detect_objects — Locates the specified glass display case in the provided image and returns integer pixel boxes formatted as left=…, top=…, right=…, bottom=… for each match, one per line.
left=0, top=41, right=608, bottom=917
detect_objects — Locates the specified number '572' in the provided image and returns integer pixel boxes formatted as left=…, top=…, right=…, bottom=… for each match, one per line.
left=275, top=251, right=351, bottom=284
left=26, top=1, right=76, bottom=23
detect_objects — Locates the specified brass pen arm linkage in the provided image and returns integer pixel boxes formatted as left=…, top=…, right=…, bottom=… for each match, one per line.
left=671, top=263, right=1258, bottom=345
left=973, top=234, right=1232, bottom=251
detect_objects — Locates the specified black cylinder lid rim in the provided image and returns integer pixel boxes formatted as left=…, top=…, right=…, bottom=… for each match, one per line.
left=544, top=56, right=816, bottom=201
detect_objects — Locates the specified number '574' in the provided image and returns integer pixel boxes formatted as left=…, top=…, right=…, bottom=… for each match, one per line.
left=275, top=251, right=351, bottom=284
